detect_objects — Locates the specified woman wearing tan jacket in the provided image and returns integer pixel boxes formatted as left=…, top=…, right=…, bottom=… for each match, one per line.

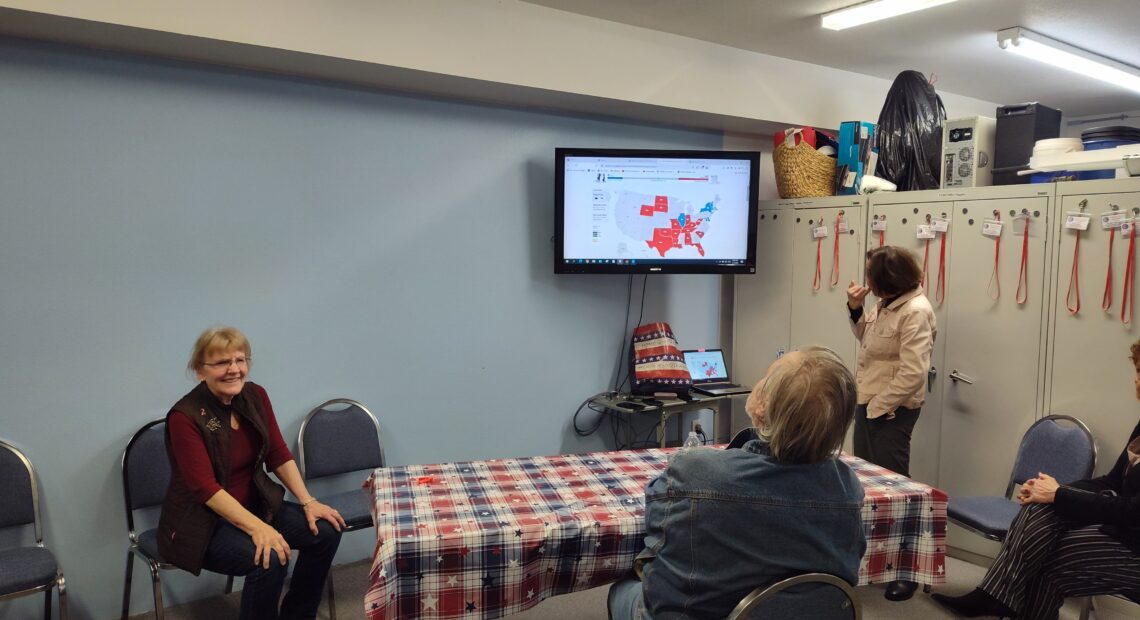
left=846, top=245, right=936, bottom=601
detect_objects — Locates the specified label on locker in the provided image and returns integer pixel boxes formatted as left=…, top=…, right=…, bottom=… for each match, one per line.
left=916, top=224, right=936, bottom=239
left=931, top=218, right=950, bottom=232
left=870, top=218, right=887, bottom=231
left=812, top=225, right=828, bottom=239
left=1101, top=211, right=1127, bottom=229
left=982, top=219, right=1003, bottom=237
left=1064, top=213, right=1091, bottom=231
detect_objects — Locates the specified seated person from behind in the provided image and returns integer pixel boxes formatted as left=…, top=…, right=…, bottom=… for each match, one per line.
left=607, top=346, right=867, bottom=619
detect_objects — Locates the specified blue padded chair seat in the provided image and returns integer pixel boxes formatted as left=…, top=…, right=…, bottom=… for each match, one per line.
left=948, top=496, right=1022, bottom=539
left=0, top=546, right=58, bottom=594
left=320, top=488, right=373, bottom=530
left=136, top=529, right=166, bottom=564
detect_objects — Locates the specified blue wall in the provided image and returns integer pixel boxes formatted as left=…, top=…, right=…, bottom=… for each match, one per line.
left=0, top=39, right=724, bottom=618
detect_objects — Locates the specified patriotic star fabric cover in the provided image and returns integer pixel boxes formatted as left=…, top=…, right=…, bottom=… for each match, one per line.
left=629, top=322, right=691, bottom=396
left=363, top=448, right=947, bottom=620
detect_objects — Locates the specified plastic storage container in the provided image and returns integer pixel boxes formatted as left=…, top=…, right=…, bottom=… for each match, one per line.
left=1080, top=126, right=1140, bottom=180
left=1029, top=138, right=1082, bottom=183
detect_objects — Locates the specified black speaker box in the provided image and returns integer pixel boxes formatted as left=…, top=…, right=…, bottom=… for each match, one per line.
left=993, top=102, right=1062, bottom=185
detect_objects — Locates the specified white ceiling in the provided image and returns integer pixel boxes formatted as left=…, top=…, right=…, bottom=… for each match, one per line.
left=524, top=0, right=1140, bottom=120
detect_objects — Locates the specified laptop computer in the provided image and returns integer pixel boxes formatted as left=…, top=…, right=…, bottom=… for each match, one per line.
left=682, top=349, right=753, bottom=397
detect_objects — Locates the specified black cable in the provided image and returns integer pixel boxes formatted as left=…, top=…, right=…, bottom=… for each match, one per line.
left=635, top=274, right=649, bottom=328
left=617, top=274, right=650, bottom=394
left=572, top=392, right=613, bottom=436
left=612, top=274, right=634, bottom=392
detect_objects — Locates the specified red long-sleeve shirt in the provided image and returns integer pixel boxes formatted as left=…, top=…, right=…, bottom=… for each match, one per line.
left=169, top=384, right=293, bottom=508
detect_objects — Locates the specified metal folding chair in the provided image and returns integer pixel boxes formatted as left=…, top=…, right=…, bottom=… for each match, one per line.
left=0, top=438, right=69, bottom=619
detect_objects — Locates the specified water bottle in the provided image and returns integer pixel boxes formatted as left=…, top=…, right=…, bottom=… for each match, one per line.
left=682, top=431, right=702, bottom=449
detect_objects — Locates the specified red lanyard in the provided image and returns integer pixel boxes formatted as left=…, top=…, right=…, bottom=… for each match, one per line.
left=935, top=230, right=948, bottom=305
left=1103, top=228, right=1116, bottom=311
left=813, top=234, right=822, bottom=291
left=1066, top=229, right=1081, bottom=315
left=921, top=237, right=931, bottom=290
left=988, top=214, right=1001, bottom=300
left=831, top=213, right=842, bottom=287
left=1015, top=216, right=1031, bottom=305
left=879, top=229, right=885, bottom=248
left=1123, top=222, right=1136, bottom=325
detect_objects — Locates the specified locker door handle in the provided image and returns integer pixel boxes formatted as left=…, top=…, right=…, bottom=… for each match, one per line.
left=948, top=369, right=975, bottom=385
left=927, top=366, right=937, bottom=393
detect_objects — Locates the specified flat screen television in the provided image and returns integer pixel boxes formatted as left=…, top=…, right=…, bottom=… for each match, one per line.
left=555, top=148, right=759, bottom=274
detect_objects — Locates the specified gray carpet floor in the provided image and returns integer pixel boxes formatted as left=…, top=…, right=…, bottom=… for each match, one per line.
left=131, top=555, right=1136, bottom=619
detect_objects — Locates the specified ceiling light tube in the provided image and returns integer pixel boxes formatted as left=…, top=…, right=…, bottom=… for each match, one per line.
left=821, top=0, right=959, bottom=31
left=997, top=27, right=1140, bottom=95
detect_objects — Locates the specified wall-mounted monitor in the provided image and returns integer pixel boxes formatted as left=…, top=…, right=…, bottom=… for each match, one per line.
left=554, top=148, right=759, bottom=274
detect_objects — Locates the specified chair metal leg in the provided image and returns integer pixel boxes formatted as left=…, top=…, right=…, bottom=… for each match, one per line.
left=44, top=585, right=52, bottom=620
left=1079, top=595, right=1094, bottom=620
left=225, top=575, right=234, bottom=594
left=121, top=551, right=135, bottom=620
left=327, top=574, right=337, bottom=620
left=57, top=573, right=69, bottom=620
left=148, top=560, right=165, bottom=620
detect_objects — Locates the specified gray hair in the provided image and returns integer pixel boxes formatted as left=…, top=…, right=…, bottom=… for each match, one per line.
left=759, top=346, right=856, bottom=464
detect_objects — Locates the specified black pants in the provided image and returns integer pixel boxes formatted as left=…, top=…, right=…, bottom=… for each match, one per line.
left=201, top=502, right=342, bottom=620
left=853, top=404, right=919, bottom=477
left=980, top=503, right=1140, bottom=620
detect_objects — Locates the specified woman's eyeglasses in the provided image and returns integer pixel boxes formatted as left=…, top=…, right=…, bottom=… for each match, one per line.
left=203, top=357, right=250, bottom=370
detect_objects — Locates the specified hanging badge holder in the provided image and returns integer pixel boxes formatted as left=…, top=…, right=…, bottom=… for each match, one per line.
left=1065, top=212, right=1091, bottom=231
left=916, top=224, right=936, bottom=239
left=871, top=217, right=887, bottom=231
left=1101, top=211, right=1127, bottom=230
left=931, top=218, right=950, bottom=233
left=812, top=224, right=829, bottom=239
left=982, top=219, right=1003, bottom=237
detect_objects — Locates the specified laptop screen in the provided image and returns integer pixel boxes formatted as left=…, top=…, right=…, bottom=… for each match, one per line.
left=682, top=349, right=730, bottom=384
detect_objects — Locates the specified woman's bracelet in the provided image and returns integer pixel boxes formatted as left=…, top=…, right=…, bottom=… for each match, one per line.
left=301, top=497, right=318, bottom=509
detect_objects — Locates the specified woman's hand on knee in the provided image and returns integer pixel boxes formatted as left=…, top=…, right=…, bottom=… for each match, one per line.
left=303, top=499, right=346, bottom=534
left=250, top=522, right=291, bottom=569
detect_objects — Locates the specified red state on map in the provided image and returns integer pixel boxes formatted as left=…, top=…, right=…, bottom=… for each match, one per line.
left=646, top=217, right=705, bottom=257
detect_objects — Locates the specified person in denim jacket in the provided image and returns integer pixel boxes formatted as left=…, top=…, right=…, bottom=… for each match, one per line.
left=608, top=346, right=867, bottom=619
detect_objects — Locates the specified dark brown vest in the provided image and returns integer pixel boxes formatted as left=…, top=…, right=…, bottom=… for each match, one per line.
left=157, top=381, right=285, bottom=574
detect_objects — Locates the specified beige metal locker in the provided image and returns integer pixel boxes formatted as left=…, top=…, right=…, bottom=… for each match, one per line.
left=788, top=204, right=864, bottom=369
left=868, top=186, right=1054, bottom=499
left=732, top=197, right=864, bottom=435
left=863, top=195, right=953, bottom=488
left=1047, top=177, right=1140, bottom=476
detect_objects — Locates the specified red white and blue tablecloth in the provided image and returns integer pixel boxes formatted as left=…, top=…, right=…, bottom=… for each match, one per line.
left=363, top=447, right=947, bottom=620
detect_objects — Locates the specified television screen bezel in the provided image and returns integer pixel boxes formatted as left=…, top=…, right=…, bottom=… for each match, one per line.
left=554, top=147, right=760, bottom=275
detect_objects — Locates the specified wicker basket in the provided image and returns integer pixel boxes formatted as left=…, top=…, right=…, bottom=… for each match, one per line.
left=774, top=139, right=837, bottom=198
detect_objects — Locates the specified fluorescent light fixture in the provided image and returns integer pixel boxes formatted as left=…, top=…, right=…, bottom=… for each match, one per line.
left=821, top=0, right=959, bottom=31
left=997, top=27, right=1140, bottom=95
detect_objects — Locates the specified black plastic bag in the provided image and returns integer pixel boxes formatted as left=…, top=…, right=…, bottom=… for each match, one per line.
left=875, top=70, right=946, bottom=191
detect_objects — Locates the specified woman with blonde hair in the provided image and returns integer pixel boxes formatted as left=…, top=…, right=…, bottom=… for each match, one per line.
left=158, top=327, right=345, bottom=620
left=607, top=346, right=866, bottom=619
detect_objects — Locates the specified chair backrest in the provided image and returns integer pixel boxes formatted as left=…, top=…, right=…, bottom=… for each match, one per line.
left=297, top=399, right=384, bottom=479
left=122, top=419, right=171, bottom=537
left=1007, top=414, right=1097, bottom=496
left=726, top=572, right=860, bottom=620
left=0, top=438, right=42, bottom=543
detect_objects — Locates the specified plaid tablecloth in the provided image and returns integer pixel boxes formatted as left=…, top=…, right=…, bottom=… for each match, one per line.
left=363, top=448, right=947, bottom=620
